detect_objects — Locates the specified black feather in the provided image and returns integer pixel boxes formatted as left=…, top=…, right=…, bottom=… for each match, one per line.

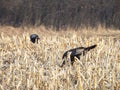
left=61, top=44, right=97, bottom=67
left=30, top=34, right=39, bottom=43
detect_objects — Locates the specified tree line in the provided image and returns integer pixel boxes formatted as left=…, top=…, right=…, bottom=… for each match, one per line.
left=0, top=0, right=120, bottom=29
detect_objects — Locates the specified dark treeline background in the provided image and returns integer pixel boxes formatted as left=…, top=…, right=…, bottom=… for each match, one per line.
left=0, top=0, right=120, bottom=29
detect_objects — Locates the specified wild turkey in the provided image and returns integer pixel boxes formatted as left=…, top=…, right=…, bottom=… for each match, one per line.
left=30, top=34, right=40, bottom=43
left=61, top=44, right=97, bottom=67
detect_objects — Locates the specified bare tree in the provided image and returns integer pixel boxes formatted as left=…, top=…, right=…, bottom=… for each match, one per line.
left=0, top=0, right=119, bottom=29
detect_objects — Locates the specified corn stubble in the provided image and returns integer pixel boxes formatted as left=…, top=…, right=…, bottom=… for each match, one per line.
left=0, top=27, right=120, bottom=90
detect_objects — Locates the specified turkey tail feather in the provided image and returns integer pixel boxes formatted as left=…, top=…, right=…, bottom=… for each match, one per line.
left=85, top=44, right=97, bottom=51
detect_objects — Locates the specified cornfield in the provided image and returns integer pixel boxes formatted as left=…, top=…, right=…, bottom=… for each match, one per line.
left=0, top=26, right=120, bottom=90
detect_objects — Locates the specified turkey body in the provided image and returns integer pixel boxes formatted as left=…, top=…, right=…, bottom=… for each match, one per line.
left=30, top=34, right=40, bottom=43
left=61, top=45, right=97, bottom=67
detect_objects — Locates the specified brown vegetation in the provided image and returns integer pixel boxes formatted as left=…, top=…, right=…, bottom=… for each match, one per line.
left=0, top=26, right=120, bottom=89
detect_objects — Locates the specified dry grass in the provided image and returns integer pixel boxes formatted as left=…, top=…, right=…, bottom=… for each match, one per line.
left=0, top=26, right=120, bottom=90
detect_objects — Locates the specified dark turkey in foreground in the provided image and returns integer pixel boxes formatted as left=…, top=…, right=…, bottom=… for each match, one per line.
left=61, top=44, right=97, bottom=67
left=30, top=34, right=40, bottom=43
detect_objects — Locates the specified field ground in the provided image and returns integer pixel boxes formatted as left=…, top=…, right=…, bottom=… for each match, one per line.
left=0, top=26, right=120, bottom=90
